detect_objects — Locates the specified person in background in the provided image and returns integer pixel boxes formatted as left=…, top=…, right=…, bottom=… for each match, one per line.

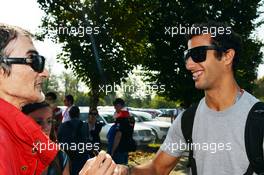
left=110, top=98, right=134, bottom=165
left=46, top=92, right=63, bottom=135
left=87, top=108, right=104, bottom=157
left=22, top=102, right=70, bottom=175
left=58, top=106, right=89, bottom=175
left=62, top=94, right=74, bottom=123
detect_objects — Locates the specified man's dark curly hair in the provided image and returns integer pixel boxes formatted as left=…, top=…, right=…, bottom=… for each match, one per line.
left=186, top=21, right=242, bottom=71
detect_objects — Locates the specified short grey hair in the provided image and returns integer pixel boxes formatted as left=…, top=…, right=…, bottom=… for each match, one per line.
left=0, top=23, right=33, bottom=76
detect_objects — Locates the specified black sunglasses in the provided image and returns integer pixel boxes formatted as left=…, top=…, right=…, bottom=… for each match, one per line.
left=0, top=53, right=45, bottom=73
left=184, top=45, right=226, bottom=63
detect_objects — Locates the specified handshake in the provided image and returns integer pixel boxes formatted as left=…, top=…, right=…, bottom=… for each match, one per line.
left=79, top=151, right=130, bottom=175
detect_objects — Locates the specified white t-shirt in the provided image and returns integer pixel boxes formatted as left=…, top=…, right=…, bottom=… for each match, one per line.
left=160, top=91, right=261, bottom=175
left=62, top=105, right=73, bottom=123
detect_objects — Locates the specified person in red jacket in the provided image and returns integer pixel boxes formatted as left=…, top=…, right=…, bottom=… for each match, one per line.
left=0, top=23, right=58, bottom=174
left=111, top=98, right=134, bottom=165
left=0, top=23, right=117, bottom=175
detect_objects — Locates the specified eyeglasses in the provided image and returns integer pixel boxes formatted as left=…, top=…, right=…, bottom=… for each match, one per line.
left=184, top=45, right=226, bottom=63
left=0, top=53, right=46, bottom=73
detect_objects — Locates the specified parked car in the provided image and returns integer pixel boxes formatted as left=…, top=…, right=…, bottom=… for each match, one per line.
left=79, top=106, right=90, bottom=121
left=80, top=110, right=156, bottom=146
left=58, top=106, right=90, bottom=121
left=128, top=107, right=162, bottom=118
left=157, top=108, right=184, bottom=123
left=130, top=111, right=171, bottom=141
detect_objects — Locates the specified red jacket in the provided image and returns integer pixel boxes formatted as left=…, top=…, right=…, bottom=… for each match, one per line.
left=0, top=98, right=59, bottom=175
left=114, top=108, right=130, bottom=119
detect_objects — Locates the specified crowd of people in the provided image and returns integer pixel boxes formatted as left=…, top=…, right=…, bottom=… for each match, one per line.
left=0, top=20, right=264, bottom=175
left=23, top=91, right=135, bottom=175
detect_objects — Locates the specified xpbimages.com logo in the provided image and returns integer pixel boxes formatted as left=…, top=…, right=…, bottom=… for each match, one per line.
left=99, top=82, right=165, bottom=95
left=162, top=140, right=232, bottom=154
left=32, top=140, right=100, bottom=153
left=37, top=23, right=100, bottom=37
left=164, top=24, right=232, bottom=37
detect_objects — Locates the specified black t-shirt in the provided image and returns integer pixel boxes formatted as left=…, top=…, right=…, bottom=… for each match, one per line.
left=115, top=118, right=134, bottom=152
left=90, top=122, right=103, bottom=144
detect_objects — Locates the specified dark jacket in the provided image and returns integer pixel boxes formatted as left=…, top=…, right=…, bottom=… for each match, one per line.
left=89, top=122, right=103, bottom=145
left=47, top=150, right=69, bottom=175
left=57, top=118, right=89, bottom=175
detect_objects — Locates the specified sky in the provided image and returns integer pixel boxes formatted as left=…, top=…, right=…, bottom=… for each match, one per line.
left=1, top=0, right=264, bottom=78
left=0, top=0, right=65, bottom=75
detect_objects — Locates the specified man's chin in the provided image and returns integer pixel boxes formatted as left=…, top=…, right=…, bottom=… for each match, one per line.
left=195, top=83, right=202, bottom=89
left=195, top=83, right=205, bottom=90
left=33, top=91, right=45, bottom=103
left=38, top=92, right=46, bottom=102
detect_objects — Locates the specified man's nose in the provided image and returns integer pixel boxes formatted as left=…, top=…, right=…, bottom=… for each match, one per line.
left=185, top=57, right=196, bottom=71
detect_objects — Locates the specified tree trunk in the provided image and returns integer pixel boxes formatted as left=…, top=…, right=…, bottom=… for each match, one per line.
left=90, top=86, right=100, bottom=109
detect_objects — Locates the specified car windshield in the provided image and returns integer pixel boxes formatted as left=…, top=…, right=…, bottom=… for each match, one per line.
left=79, top=112, right=88, bottom=122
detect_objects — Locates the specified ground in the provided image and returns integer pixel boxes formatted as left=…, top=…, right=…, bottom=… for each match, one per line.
left=128, top=151, right=188, bottom=175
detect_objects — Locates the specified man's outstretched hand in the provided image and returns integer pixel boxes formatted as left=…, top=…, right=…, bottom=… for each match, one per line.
left=79, top=151, right=118, bottom=175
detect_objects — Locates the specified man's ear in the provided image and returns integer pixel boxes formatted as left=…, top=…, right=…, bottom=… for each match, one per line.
left=0, top=67, right=9, bottom=79
left=223, top=48, right=235, bottom=66
left=0, top=67, right=4, bottom=81
left=0, top=67, right=4, bottom=76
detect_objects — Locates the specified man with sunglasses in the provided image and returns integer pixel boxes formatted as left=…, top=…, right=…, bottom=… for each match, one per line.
left=0, top=23, right=60, bottom=175
left=0, top=24, right=117, bottom=175
left=81, top=21, right=263, bottom=175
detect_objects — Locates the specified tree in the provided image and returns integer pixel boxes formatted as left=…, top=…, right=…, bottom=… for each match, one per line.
left=253, top=77, right=264, bottom=101
left=60, top=71, right=91, bottom=106
left=42, top=65, right=61, bottom=94
left=37, top=0, right=264, bottom=108
left=149, top=95, right=179, bottom=109
left=37, top=0, right=153, bottom=108
left=60, top=72, right=80, bottom=96
left=42, top=74, right=61, bottom=95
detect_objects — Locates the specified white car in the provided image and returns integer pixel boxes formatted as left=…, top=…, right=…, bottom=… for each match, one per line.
left=80, top=111, right=156, bottom=146
left=129, top=108, right=163, bottom=118
left=130, top=111, right=171, bottom=141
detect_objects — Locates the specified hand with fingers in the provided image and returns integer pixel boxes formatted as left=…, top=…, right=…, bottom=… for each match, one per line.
left=114, top=164, right=130, bottom=175
left=79, top=151, right=117, bottom=175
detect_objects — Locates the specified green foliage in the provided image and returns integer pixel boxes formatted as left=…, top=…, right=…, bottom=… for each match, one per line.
left=74, top=92, right=90, bottom=106
left=42, top=71, right=90, bottom=106
left=38, top=0, right=264, bottom=107
left=37, top=0, right=151, bottom=107
left=59, top=71, right=92, bottom=106
left=253, top=77, right=264, bottom=99
left=42, top=66, right=65, bottom=105
left=60, top=72, right=80, bottom=95
left=42, top=75, right=61, bottom=95
left=149, top=95, right=179, bottom=109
